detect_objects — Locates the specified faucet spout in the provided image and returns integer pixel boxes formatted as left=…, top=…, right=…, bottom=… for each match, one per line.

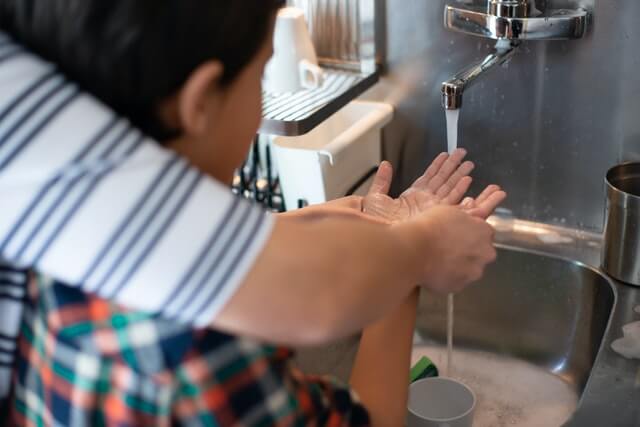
left=441, top=39, right=518, bottom=110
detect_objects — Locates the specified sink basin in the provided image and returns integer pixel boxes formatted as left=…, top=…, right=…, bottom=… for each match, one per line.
left=413, top=246, right=615, bottom=427
left=294, top=245, right=616, bottom=426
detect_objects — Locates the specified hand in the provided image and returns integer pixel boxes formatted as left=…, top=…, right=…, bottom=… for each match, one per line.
left=363, top=149, right=506, bottom=222
left=459, top=185, right=507, bottom=220
left=401, top=206, right=497, bottom=294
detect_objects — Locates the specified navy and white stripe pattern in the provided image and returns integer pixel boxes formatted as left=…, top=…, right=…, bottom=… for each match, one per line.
left=0, top=32, right=274, bottom=401
left=0, top=262, right=27, bottom=398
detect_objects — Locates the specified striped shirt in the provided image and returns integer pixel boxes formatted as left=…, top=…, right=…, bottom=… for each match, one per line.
left=0, top=32, right=274, bottom=405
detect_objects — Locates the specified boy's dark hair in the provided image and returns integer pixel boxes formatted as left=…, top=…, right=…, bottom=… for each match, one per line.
left=0, top=0, right=285, bottom=140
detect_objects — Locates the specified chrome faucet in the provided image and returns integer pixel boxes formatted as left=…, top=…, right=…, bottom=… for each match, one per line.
left=441, top=0, right=589, bottom=110
left=442, top=39, right=517, bottom=110
left=488, top=0, right=531, bottom=18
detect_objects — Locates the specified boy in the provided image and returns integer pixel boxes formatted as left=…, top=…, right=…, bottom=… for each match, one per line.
left=0, top=0, right=505, bottom=425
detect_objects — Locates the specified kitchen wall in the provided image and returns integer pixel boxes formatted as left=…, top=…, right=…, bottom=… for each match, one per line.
left=367, top=0, right=640, bottom=232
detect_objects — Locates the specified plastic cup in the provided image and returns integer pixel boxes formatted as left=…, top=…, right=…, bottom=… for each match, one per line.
left=407, top=378, right=476, bottom=427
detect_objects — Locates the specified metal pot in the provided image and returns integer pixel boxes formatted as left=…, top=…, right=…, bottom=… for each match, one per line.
left=602, top=162, right=640, bottom=286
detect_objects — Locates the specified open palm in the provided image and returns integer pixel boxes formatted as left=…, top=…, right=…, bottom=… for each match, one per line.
left=363, top=149, right=506, bottom=222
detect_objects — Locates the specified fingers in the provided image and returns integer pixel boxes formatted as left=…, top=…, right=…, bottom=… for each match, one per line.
left=367, top=161, right=394, bottom=196
left=459, top=184, right=503, bottom=212
left=468, top=190, right=507, bottom=219
left=464, top=223, right=498, bottom=288
left=443, top=176, right=473, bottom=205
left=475, top=184, right=502, bottom=205
left=409, top=149, right=471, bottom=197
left=420, top=210, right=498, bottom=294
left=411, top=152, right=448, bottom=189
left=436, top=161, right=475, bottom=199
left=424, top=149, right=469, bottom=193
left=460, top=197, right=474, bottom=208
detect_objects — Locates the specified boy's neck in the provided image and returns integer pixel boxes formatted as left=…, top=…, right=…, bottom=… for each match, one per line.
left=166, top=136, right=235, bottom=185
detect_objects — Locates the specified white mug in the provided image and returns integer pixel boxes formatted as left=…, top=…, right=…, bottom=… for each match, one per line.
left=263, top=7, right=325, bottom=94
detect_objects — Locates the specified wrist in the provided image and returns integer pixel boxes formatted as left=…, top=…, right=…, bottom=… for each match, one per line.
left=390, top=221, right=433, bottom=287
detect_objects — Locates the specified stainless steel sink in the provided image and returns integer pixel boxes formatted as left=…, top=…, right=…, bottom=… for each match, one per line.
left=295, top=243, right=617, bottom=427
left=413, top=246, right=616, bottom=427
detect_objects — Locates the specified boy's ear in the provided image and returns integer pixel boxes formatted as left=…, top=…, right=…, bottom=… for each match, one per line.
left=177, top=60, right=225, bottom=136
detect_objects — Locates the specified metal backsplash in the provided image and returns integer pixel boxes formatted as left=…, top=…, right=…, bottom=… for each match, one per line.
left=366, top=0, right=640, bottom=232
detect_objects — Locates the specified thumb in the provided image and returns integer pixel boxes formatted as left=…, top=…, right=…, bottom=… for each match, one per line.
left=367, top=161, right=394, bottom=196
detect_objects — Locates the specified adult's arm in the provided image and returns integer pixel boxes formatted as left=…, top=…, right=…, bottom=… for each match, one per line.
left=215, top=204, right=497, bottom=346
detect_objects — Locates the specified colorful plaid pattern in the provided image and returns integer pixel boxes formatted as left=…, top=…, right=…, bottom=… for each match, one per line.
left=10, top=275, right=371, bottom=426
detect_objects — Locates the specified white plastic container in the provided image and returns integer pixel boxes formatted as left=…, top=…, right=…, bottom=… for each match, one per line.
left=273, top=101, right=393, bottom=210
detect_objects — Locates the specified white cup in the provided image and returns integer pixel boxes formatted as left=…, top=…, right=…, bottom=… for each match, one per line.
left=407, top=378, right=476, bottom=427
left=263, top=7, right=325, bottom=94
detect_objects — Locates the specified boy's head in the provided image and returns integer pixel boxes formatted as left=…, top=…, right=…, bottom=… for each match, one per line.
left=0, top=0, right=285, bottom=182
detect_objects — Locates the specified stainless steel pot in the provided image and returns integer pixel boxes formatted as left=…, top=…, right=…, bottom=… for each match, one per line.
left=602, top=162, right=640, bottom=286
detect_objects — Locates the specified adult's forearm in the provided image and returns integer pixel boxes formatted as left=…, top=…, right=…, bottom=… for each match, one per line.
left=350, top=289, right=420, bottom=427
left=212, top=215, right=422, bottom=346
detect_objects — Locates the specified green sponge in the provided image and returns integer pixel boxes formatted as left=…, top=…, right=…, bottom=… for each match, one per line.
left=410, top=356, right=439, bottom=383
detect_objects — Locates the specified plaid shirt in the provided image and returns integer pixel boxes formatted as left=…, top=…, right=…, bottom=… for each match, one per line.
left=10, top=275, right=371, bottom=426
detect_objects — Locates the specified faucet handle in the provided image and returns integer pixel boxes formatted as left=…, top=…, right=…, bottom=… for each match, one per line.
left=488, top=0, right=530, bottom=18
left=445, top=3, right=588, bottom=41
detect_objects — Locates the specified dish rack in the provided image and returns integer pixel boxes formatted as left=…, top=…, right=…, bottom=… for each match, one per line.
left=259, top=0, right=380, bottom=137
left=240, top=0, right=382, bottom=212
